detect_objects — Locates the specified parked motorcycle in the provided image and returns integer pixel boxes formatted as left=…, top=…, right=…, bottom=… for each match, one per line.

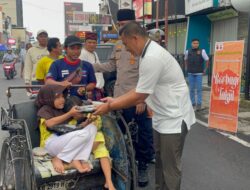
left=3, top=60, right=16, bottom=80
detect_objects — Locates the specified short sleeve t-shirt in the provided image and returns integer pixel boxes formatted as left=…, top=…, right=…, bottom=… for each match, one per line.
left=47, top=57, right=96, bottom=99
left=36, top=55, right=64, bottom=81
left=2, top=53, right=16, bottom=62
left=136, top=40, right=196, bottom=134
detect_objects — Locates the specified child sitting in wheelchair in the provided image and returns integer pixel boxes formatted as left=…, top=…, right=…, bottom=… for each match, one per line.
left=64, top=95, right=116, bottom=190
left=36, top=84, right=97, bottom=174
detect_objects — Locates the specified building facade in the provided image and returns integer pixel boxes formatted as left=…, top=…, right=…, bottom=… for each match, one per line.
left=0, top=0, right=23, bottom=27
left=185, top=0, right=250, bottom=91
left=185, top=0, right=249, bottom=55
left=0, top=0, right=24, bottom=45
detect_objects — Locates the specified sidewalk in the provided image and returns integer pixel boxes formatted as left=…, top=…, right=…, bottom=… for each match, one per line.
left=193, top=76, right=250, bottom=140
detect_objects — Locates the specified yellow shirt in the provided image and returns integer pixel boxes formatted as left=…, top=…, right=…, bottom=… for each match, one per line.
left=39, top=118, right=53, bottom=147
left=35, top=55, right=63, bottom=81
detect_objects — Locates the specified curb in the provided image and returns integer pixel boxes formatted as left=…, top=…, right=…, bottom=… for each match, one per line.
left=195, top=108, right=250, bottom=143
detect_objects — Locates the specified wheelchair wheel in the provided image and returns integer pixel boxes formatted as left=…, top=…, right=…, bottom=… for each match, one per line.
left=0, top=139, right=16, bottom=190
left=117, top=113, right=137, bottom=190
left=0, top=136, right=34, bottom=190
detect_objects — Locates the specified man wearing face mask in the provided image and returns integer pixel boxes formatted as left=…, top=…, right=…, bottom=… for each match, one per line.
left=92, top=9, right=154, bottom=187
left=184, top=39, right=209, bottom=111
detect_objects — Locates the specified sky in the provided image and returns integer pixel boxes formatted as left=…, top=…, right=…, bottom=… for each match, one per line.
left=23, top=0, right=100, bottom=42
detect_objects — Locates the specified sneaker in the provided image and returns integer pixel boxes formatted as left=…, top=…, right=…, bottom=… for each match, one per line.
left=138, top=162, right=149, bottom=187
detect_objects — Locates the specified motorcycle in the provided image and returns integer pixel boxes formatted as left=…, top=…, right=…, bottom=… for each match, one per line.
left=3, top=60, right=17, bottom=80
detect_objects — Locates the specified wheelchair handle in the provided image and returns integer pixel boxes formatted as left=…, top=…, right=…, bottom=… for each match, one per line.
left=6, top=85, right=86, bottom=110
left=6, top=85, right=86, bottom=97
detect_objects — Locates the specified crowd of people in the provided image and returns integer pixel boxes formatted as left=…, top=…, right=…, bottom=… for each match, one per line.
left=11, top=7, right=213, bottom=190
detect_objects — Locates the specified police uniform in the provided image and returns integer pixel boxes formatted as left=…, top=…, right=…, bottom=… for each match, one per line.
left=94, top=9, right=154, bottom=187
left=94, top=40, right=138, bottom=97
left=93, top=40, right=155, bottom=164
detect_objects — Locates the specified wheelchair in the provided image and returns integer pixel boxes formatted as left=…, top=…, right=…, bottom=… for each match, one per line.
left=0, top=86, right=137, bottom=190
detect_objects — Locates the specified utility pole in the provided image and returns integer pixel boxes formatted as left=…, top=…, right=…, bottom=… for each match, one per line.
left=164, top=0, right=168, bottom=48
left=156, top=0, right=159, bottom=29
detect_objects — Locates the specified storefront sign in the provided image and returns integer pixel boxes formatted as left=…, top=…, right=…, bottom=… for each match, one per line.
left=185, top=0, right=213, bottom=15
left=133, top=0, right=152, bottom=19
left=8, top=38, right=16, bottom=45
left=207, top=8, right=238, bottom=22
left=68, top=25, right=92, bottom=32
left=102, top=32, right=119, bottom=40
left=208, top=41, right=244, bottom=133
left=64, top=2, right=83, bottom=36
left=73, top=12, right=112, bottom=26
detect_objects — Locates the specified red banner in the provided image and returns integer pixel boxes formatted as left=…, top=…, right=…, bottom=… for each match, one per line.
left=133, top=0, right=152, bottom=19
left=208, top=41, right=244, bottom=133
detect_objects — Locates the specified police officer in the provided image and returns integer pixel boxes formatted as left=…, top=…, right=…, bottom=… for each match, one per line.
left=93, top=9, right=154, bottom=187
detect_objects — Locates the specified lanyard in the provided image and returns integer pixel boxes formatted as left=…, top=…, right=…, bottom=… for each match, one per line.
left=141, top=39, right=151, bottom=58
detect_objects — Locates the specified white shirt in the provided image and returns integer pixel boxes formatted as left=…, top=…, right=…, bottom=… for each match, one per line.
left=2, top=53, right=16, bottom=62
left=79, top=48, right=105, bottom=89
left=136, top=40, right=196, bottom=134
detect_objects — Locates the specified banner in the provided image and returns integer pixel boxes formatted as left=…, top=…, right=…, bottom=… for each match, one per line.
left=64, top=2, right=83, bottom=36
left=185, top=0, right=213, bottom=15
left=73, top=12, right=112, bottom=26
left=208, top=41, right=244, bottom=133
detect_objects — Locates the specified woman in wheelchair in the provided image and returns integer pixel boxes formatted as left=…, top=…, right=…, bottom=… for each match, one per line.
left=36, top=85, right=97, bottom=174
left=64, top=96, right=116, bottom=190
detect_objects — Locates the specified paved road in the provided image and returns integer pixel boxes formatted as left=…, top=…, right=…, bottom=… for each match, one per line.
left=0, top=62, right=30, bottom=149
left=1, top=63, right=250, bottom=190
left=181, top=123, right=250, bottom=190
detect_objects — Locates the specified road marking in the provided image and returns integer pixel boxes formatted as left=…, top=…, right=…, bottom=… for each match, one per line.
left=196, top=119, right=208, bottom=127
left=196, top=119, right=250, bottom=148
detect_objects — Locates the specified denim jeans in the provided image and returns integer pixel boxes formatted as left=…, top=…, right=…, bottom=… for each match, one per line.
left=188, top=73, right=203, bottom=105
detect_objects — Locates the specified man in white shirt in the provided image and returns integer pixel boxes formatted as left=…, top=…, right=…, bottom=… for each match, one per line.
left=24, top=29, right=49, bottom=89
left=94, top=21, right=196, bottom=190
left=2, top=48, right=17, bottom=63
left=79, top=32, right=105, bottom=100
